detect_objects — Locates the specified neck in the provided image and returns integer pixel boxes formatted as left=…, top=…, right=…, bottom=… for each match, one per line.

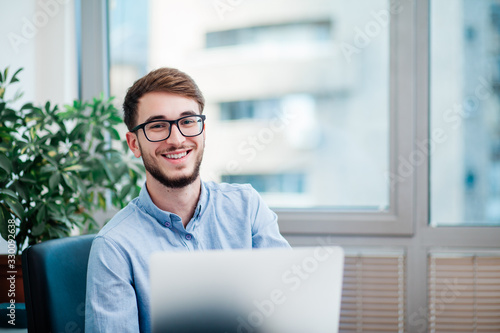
left=146, top=175, right=202, bottom=228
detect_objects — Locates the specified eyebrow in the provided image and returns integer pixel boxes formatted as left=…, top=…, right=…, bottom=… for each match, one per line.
left=143, top=110, right=198, bottom=123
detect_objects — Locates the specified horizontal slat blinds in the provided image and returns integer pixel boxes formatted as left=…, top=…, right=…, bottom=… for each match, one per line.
left=428, top=254, right=500, bottom=333
left=339, top=254, right=405, bottom=333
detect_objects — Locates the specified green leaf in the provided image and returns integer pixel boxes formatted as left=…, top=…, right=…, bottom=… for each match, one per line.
left=41, top=153, right=58, bottom=167
left=40, top=164, right=57, bottom=173
left=119, top=183, right=132, bottom=200
left=109, top=115, right=123, bottom=123
left=98, top=192, right=106, bottom=209
left=98, top=159, right=116, bottom=183
left=102, top=148, right=119, bottom=155
left=4, top=196, right=24, bottom=219
left=3, top=68, right=8, bottom=84
left=10, top=68, right=23, bottom=84
left=0, top=68, right=4, bottom=83
left=47, top=202, right=60, bottom=215
left=0, top=189, right=18, bottom=199
left=74, top=176, right=87, bottom=194
left=20, top=176, right=37, bottom=184
left=21, top=102, right=34, bottom=110
left=0, top=205, right=7, bottom=241
left=13, top=181, right=29, bottom=203
left=49, top=172, right=61, bottom=191
left=0, top=109, right=21, bottom=123
left=107, top=127, right=121, bottom=140
left=33, top=207, right=47, bottom=237
left=57, top=109, right=76, bottom=119
left=99, top=111, right=112, bottom=121
left=44, top=101, right=51, bottom=114
left=62, top=173, right=77, bottom=191
left=63, top=164, right=84, bottom=172
left=48, top=226, right=69, bottom=239
left=29, top=127, right=36, bottom=140
left=95, top=142, right=107, bottom=154
left=36, top=205, right=46, bottom=221
left=92, top=126, right=104, bottom=140
left=31, top=219, right=45, bottom=236
left=69, top=123, right=86, bottom=141
left=0, top=152, right=13, bottom=173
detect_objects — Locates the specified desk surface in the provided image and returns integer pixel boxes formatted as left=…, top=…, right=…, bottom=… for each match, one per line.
left=0, top=329, right=26, bottom=332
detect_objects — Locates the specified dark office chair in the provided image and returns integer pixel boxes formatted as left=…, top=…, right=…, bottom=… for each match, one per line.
left=22, top=234, right=95, bottom=333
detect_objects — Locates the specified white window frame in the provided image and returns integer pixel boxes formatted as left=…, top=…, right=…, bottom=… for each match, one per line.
left=77, top=0, right=109, bottom=101
left=276, top=0, right=415, bottom=236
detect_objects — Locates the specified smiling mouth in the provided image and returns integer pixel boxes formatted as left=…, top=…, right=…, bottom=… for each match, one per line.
left=161, top=150, right=191, bottom=159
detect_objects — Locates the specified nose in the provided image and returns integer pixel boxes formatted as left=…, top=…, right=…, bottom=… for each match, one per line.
left=165, top=123, right=185, bottom=146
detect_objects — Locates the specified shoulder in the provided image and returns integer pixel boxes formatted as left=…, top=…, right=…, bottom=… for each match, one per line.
left=203, top=181, right=261, bottom=204
left=96, top=197, right=143, bottom=240
left=90, top=199, right=143, bottom=261
left=202, top=181, right=266, bottom=219
left=204, top=181, right=256, bottom=195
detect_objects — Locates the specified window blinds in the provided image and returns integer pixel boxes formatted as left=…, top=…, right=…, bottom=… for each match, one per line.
left=428, top=254, right=500, bottom=333
left=339, top=254, right=406, bottom=332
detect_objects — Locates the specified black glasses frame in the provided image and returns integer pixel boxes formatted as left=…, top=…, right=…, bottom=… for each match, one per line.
left=131, top=114, right=206, bottom=142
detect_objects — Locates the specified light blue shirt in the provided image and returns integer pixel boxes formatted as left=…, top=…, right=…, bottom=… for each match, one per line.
left=85, top=181, right=290, bottom=333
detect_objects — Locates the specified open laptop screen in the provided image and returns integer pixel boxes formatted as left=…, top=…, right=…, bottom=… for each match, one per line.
left=150, top=246, right=344, bottom=333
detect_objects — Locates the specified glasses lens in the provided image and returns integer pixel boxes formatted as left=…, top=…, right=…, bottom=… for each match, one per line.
left=143, top=116, right=204, bottom=141
left=145, top=121, right=171, bottom=141
left=178, top=116, right=204, bottom=137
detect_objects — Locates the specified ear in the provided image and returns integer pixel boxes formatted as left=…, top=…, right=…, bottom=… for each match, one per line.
left=126, top=131, right=142, bottom=158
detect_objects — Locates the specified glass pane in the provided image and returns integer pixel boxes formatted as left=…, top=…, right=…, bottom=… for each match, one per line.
left=430, top=0, right=500, bottom=226
left=109, top=0, right=390, bottom=210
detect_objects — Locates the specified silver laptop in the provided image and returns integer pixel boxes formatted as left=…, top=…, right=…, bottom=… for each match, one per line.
left=150, top=246, right=344, bottom=333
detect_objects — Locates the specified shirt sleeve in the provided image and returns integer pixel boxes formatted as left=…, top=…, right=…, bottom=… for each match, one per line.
left=85, top=236, right=140, bottom=333
left=249, top=187, right=291, bottom=249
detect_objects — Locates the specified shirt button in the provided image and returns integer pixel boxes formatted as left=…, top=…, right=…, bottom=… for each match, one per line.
left=185, top=234, right=193, bottom=240
left=165, top=221, right=171, bottom=228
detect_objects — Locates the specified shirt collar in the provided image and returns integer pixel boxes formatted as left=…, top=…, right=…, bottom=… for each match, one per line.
left=137, top=180, right=208, bottom=228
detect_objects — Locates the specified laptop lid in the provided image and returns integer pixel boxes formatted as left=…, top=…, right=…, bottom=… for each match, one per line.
left=150, top=246, right=344, bottom=333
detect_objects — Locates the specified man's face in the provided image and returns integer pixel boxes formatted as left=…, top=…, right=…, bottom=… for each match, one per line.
left=126, top=91, right=205, bottom=189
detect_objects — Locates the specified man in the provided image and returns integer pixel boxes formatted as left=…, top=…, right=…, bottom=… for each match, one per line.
left=85, top=68, right=290, bottom=332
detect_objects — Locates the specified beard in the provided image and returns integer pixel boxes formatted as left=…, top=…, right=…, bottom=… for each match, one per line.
left=140, top=143, right=204, bottom=189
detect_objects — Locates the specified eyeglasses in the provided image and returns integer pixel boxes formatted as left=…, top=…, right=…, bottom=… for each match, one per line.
left=131, top=115, right=206, bottom=142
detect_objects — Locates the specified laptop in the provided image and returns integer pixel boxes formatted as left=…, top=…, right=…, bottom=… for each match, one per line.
left=150, top=246, right=344, bottom=333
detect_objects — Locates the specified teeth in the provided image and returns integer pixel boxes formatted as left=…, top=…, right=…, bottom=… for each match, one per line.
left=164, top=151, right=188, bottom=159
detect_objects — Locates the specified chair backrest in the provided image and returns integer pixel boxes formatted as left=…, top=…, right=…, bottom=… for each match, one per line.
left=22, top=234, right=95, bottom=333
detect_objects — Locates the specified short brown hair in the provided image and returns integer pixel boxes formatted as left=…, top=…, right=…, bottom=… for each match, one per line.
left=123, top=67, right=205, bottom=131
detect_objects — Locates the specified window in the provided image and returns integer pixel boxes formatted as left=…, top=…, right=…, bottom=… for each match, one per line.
left=219, top=99, right=282, bottom=121
left=221, top=173, right=305, bottom=193
left=108, top=0, right=149, bottom=108
left=108, top=0, right=392, bottom=212
left=430, top=0, right=500, bottom=226
left=205, top=21, right=332, bottom=48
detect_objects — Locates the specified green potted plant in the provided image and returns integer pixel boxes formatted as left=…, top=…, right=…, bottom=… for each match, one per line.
left=0, top=67, right=144, bottom=302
